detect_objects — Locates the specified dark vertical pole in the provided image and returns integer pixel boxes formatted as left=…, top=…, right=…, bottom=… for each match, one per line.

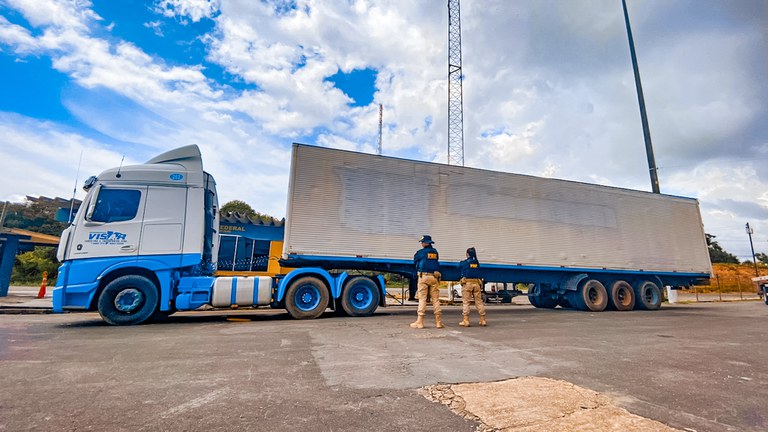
left=716, top=275, right=722, bottom=301
left=746, top=223, right=759, bottom=277
left=0, top=236, right=21, bottom=297
left=622, top=0, right=660, bottom=193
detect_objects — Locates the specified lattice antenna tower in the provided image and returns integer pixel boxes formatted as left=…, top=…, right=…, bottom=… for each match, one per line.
left=378, top=104, right=383, bottom=155
left=447, top=0, right=464, bottom=166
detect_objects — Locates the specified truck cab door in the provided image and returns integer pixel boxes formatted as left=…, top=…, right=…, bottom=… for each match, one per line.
left=69, top=186, right=146, bottom=260
left=139, top=186, right=186, bottom=258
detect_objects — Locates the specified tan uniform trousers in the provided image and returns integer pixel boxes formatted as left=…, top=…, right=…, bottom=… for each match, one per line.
left=461, top=278, right=486, bottom=317
left=417, top=272, right=441, bottom=316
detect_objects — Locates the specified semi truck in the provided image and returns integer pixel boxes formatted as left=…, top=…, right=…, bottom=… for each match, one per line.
left=53, top=144, right=712, bottom=325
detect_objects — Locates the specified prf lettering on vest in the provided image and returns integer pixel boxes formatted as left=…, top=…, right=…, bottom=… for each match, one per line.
left=427, top=253, right=437, bottom=259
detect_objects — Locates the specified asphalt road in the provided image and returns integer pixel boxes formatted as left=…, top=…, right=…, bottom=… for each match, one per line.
left=0, top=301, right=765, bottom=431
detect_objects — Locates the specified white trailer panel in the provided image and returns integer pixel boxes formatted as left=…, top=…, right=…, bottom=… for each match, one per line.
left=283, top=144, right=712, bottom=275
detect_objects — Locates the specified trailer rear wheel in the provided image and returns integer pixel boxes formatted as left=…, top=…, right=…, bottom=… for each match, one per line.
left=97, top=275, right=159, bottom=325
left=340, top=277, right=380, bottom=317
left=633, top=281, right=662, bottom=310
left=285, top=276, right=330, bottom=319
left=607, top=280, right=635, bottom=311
left=569, top=279, right=608, bottom=312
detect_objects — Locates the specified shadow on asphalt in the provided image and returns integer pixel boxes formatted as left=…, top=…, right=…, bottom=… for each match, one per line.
left=56, top=309, right=401, bottom=328
left=53, top=302, right=726, bottom=328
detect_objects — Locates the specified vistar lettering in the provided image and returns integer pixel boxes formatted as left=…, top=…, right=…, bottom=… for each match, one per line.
left=86, top=231, right=128, bottom=244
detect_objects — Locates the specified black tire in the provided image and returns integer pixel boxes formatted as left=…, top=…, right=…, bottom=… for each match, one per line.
left=529, top=293, right=558, bottom=309
left=528, top=285, right=558, bottom=309
left=340, top=277, right=380, bottom=317
left=633, top=281, right=662, bottom=310
left=285, top=276, right=330, bottom=319
left=607, top=280, right=635, bottom=311
left=569, top=279, right=608, bottom=312
left=556, top=296, right=571, bottom=309
left=97, top=275, right=159, bottom=325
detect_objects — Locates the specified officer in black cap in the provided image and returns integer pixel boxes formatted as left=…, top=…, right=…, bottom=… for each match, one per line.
left=458, top=247, right=487, bottom=327
left=411, top=235, right=443, bottom=329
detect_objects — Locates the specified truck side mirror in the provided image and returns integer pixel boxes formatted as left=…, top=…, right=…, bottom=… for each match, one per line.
left=85, top=184, right=101, bottom=221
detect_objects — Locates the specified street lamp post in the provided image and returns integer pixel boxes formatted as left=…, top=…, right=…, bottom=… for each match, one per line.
left=622, top=0, right=660, bottom=194
left=746, top=223, right=759, bottom=277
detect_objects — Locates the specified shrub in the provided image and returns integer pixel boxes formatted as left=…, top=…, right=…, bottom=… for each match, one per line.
left=11, top=247, right=59, bottom=285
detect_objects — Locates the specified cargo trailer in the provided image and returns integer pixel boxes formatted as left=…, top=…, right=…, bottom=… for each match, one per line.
left=53, top=144, right=711, bottom=325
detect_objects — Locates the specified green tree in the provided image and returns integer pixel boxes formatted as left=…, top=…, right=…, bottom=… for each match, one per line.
left=755, top=252, right=768, bottom=265
left=11, top=247, right=59, bottom=284
left=2, top=200, right=69, bottom=236
left=705, top=233, right=739, bottom=264
left=220, top=199, right=256, bottom=217
left=220, top=200, right=280, bottom=224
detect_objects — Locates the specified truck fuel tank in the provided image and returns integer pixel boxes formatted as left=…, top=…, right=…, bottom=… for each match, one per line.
left=211, top=276, right=273, bottom=307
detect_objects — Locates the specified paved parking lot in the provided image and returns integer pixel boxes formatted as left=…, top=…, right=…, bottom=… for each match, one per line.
left=0, top=301, right=765, bottom=431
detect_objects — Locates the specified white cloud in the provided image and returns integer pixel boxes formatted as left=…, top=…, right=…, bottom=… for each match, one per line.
left=143, top=20, right=164, bottom=37
left=0, top=113, right=129, bottom=203
left=154, top=0, right=220, bottom=23
left=472, top=121, right=542, bottom=169
left=4, top=0, right=101, bottom=29
left=0, top=16, right=39, bottom=53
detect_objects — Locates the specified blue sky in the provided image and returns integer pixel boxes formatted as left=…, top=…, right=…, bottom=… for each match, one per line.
left=0, top=0, right=767, bottom=260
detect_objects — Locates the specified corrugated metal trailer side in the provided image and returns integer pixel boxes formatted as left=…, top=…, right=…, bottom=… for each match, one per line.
left=282, top=143, right=711, bottom=312
left=284, top=144, right=711, bottom=275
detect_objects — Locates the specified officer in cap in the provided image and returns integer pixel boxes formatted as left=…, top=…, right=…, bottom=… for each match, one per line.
left=410, top=235, right=444, bottom=329
left=458, top=247, right=487, bottom=327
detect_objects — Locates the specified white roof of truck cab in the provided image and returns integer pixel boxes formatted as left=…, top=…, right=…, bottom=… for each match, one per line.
left=97, top=145, right=205, bottom=187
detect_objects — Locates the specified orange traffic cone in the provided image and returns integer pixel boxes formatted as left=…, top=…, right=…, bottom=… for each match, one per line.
left=36, top=271, right=48, bottom=298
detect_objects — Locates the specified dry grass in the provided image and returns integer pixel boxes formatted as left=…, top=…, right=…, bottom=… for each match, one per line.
left=696, top=263, right=766, bottom=293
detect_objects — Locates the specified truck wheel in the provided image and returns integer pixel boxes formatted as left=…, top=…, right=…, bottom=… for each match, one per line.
left=607, top=280, right=635, bottom=311
left=529, top=285, right=558, bottom=309
left=340, top=277, right=380, bottom=317
left=529, top=294, right=558, bottom=309
left=569, top=279, right=608, bottom=312
left=633, top=281, right=662, bottom=310
left=97, top=275, right=159, bottom=325
left=285, top=276, right=330, bottom=319
left=557, top=296, right=571, bottom=309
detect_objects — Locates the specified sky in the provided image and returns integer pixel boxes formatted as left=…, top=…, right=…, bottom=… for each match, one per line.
left=0, top=0, right=767, bottom=261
